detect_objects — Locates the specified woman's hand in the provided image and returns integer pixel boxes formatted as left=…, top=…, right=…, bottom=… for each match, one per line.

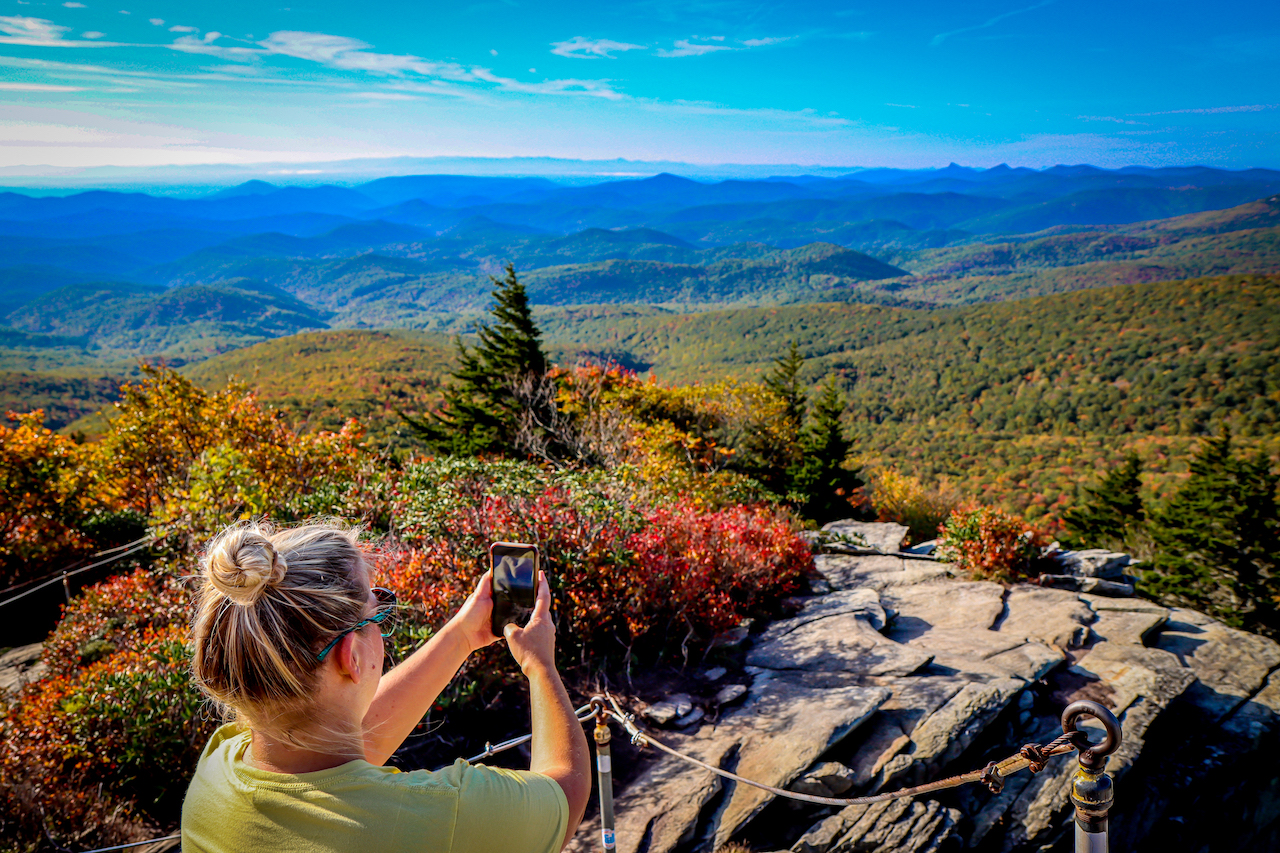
left=504, top=572, right=557, bottom=676
left=446, top=570, right=501, bottom=654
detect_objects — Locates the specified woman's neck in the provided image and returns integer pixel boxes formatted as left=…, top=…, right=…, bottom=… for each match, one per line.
left=245, top=728, right=367, bottom=774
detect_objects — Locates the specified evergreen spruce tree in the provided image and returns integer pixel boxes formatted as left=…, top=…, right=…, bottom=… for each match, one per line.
left=406, top=264, right=547, bottom=456
left=789, top=377, right=865, bottom=524
left=1062, top=453, right=1145, bottom=549
left=744, top=339, right=807, bottom=492
left=764, top=340, right=806, bottom=429
left=1146, top=429, right=1279, bottom=637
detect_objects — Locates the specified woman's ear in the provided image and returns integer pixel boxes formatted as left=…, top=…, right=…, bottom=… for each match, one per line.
left=332, top=632, right=365, bottom=683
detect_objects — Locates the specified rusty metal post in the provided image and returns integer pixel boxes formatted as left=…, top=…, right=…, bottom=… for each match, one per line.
left=1062, top=700, right=1122, bottom=853
left=61, top=572, right=71, bottom=604
left=590, top=697, right=617, bottom=853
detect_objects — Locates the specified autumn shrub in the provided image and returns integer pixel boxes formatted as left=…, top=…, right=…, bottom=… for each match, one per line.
left=936, top=504, right=1049, bottom=582
left=92, top=367, right=373, bottom=542
left=529, top=366, right=791, bottom=509
left=0, top=623, right=213, bottom=848
left=870, top=468, right=962, bottom=546
left=378, top=457, right=810, bottom=684
left=40, top=568, right=189, bottom=679
left=0, top=410, right=116, bottom=587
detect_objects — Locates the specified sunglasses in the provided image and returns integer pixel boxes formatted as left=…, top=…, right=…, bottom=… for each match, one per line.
left=316, top=587, right=398, bottom=662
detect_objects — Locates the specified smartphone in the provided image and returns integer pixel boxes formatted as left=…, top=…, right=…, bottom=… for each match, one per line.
left=490, top=541, right=539, bottom=638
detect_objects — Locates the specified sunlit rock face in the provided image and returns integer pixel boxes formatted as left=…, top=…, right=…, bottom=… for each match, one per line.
left=568, top=522, right=1280, bottom=853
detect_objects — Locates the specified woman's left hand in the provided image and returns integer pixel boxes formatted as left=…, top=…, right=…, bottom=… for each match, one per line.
left=448, top=571, right=501, bottom=653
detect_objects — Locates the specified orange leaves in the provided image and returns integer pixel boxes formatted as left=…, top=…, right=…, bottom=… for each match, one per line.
left=937, top=503, right=1049, bottom=582
left=0, top=409, right=104, bottom=581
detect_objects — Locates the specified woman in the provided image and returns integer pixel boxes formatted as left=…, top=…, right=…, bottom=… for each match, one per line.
left=182, top=521, right=590, bottom=852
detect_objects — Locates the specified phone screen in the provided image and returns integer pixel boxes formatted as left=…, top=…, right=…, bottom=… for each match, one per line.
left=490, top=542, right=538, bottom=637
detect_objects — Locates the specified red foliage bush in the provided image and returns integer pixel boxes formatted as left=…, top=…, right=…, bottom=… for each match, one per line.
left=937, top=503, right=1049, bottom=581
left=41, top=568, right=189, bottom=679
left=378, top=458, right=811, bottom=676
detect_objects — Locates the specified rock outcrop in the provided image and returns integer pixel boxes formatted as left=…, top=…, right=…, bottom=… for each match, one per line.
left=0, top=643, right=46, bottom=698
left=569, top=523, right=1280, bottom=853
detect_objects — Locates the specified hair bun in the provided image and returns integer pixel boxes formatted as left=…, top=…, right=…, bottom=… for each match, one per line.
left=206, top=527, right=287, bottom=606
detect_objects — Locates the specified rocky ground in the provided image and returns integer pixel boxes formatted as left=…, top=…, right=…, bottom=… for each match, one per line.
left=568, top=522, right=1280, bottom=853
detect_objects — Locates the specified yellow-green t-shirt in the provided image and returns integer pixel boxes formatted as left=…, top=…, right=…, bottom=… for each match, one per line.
left=182, top=724, right=570, bottom=853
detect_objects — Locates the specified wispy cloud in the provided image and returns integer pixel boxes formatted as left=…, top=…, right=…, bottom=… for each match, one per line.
left=656, top=38, right=732, bottom=57
left=0, top=16, right=70, bottom=43
left=82, top=31, right=104, bottom=38
left=259, top=31, right=475, bottom=79
left=0, top=15, right=118, bottom=47
left=651, top=99, right=853, bottom=128
left=1078, top=114, right=1146, bottom=125
left=742, top=36, right=791, bottom=47
left=470, top=66, right=623, bottom=99
left=257, top=30, right=623, bottom=99
left=1132, top=103, right=1278, bottom=116
left=169, top=25, right=198, bottom=33
left=0, top=81, right=84, bottom=90
left=551, top=36, right=646, bottom=58
left=169, top=32, right=259, bottom=60
left=62, top=3, right=85, bottom=8
left=885, top=102, right=917, bottom=108
left=148, top=17, right=163, bottom=26
left=930, top=0, right=1055, bottom=47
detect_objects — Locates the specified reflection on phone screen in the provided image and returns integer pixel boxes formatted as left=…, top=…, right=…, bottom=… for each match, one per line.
left=493, top=553, right=536, bottom=602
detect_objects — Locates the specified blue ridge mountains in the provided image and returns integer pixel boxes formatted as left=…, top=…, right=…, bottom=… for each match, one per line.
left=2, top=164, right=1279, bottom=404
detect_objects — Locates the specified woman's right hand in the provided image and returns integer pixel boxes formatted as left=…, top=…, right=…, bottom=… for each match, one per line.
left=503, top=572, right=557, bottom=676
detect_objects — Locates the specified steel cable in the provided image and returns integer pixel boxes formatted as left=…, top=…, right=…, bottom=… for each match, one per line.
left=0, top=539, right=154, bottom=610
left=601, top=693, right=1088, bottom=807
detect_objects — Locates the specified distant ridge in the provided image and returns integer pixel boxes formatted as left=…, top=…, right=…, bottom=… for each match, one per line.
left=212, top=180, right=278, bottom=199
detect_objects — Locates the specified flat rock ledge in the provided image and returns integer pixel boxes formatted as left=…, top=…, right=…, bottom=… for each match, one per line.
left=570, top=523, right=1280, bottom=853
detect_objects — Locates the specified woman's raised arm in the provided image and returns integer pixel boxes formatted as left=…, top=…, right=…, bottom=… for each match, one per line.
left=361, top=572, right=499, bottom=766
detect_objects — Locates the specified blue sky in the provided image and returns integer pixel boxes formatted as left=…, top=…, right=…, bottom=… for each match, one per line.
left=0, top=0, right=1278, bottom=175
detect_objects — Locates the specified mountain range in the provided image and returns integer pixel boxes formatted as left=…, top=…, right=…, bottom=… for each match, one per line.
left=2, top=162, right=1276, bottom=524
left=1, top=164, right=1278, bottom=439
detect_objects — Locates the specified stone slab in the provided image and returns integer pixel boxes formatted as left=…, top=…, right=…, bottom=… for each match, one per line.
left=880, top=580, right=1007, bottom=632
left=877, top=678, right=1024, bottom=789
left=1153, top=609, right=1280, bottom=722
left=0, top=643, right=45, bottom=697
left=821, top=521, right=910, bottom=554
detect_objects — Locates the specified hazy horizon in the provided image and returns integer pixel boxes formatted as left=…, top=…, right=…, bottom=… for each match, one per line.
left=5, top=154, right=1279, bottom=197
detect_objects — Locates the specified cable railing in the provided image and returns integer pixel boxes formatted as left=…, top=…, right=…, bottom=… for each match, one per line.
left=46, top=693, right=1123, bottom=853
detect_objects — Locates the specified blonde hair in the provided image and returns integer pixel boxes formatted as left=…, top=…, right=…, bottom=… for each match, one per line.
left=191, top=520, right=370, bottom=748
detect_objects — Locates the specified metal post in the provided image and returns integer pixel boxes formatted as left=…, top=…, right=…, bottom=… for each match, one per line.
left=61, top=572, right=71, bottom=604
left=1061, top=700, right=1122, bottom=853
left=591, top=697, right=617, bottom=853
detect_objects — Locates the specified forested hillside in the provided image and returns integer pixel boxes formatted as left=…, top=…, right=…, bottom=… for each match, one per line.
left=104, top=271, right=1270, bottom=523
left=185, top=329, right=453, bottom=444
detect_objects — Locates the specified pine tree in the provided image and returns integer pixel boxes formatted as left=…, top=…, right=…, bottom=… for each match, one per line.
left=789, top=377, right=865, bottom=524
left=764, top=340, right=806, bottom=429
left=406, top=264, right=547, bottom=456
left=741, top=339, right=807, bottom=492
left=1062, top=454, right=1145, bottom=548
left=1146, top=429, right=1279, bottom=637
